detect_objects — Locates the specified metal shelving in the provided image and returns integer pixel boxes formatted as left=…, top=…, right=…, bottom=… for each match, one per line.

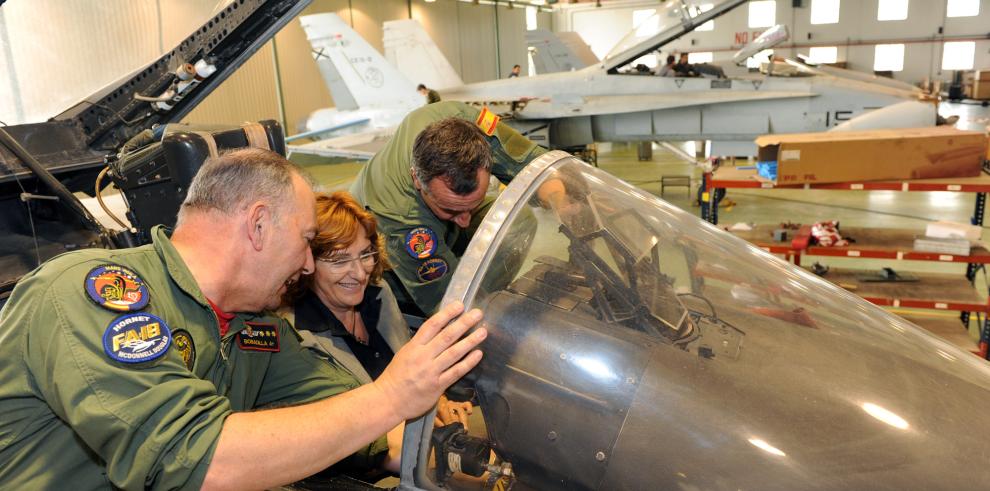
left=703, top=165, right=990, bottom=358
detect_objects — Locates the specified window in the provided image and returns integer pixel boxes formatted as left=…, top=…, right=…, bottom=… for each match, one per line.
left=747, top=49, right=774, bottom=69
left=946, top=0, right=979, bottom=17
left=632, top=54, right=659, bottom=69
left=695, top=3, right=715, bottom=31
left=873, top=44, right=905, bottom=71
left=877, top=0, right=908, bottom=21
left=688, top=51, right=714, bottom=64
left=942, top=41, right=975, bottom=70
left=811, top=0, right=840, bottom=24
left=748, top=1, right=776, bottom=28
left=526, top=6, right=538, bottom=31
left=633, top=9, right=659, bottom=37
left=808, top=46, right=838, bottom=64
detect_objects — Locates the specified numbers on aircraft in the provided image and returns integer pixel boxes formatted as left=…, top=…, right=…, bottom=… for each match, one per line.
left=349, top=56, right=373, bottom=64
left=825, top=110, right=854, bottom=127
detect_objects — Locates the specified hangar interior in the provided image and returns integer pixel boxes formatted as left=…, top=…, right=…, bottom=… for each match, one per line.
left=3, top=0, right=990, bottom=348
left=6, top=1, right=990, bottom=490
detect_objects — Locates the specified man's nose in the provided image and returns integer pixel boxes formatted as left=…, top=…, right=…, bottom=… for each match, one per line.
left=302, top=247, right=315, bottom=275
left=453, top=212, right=471, bottom=228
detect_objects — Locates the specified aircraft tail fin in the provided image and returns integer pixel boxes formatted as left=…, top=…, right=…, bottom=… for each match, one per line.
left=383, top=19, right=463, bottom=90
left=526, top=29, right=598, bottom=74
left=299, top=13, right=420, bottom=111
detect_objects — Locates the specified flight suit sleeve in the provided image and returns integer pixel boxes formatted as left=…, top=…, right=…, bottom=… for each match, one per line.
left=257, top=318, right=389, bottom=470
left=489, top=119, right=547, bottom=184
left=21, top=270, right=231, bottom=491
left=385, top=222, right=459, bottom=316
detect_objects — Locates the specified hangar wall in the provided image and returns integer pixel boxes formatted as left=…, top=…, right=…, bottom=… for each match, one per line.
left=0, top=0, right=547, bottom=135
left=554, top=0, right=990, bottom=86
left=186, top=0, right=548, bottom=134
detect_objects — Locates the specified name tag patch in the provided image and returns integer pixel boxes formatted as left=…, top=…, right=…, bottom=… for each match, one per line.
left=237, top=322, right=280, bottom=352
left=103, top=313, right=171, bottom=364
left=85, top=264, right=150, bottom=312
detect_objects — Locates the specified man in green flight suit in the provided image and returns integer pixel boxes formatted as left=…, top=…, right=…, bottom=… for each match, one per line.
left=0, top=148, right=486, bottom=490
left=350, top=101, right=566, bottom=316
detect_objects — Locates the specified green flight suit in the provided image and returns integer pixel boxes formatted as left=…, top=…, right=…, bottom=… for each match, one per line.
left=350, top=101, right=545, bottom=315
left=0, top=226, right=385, bottom=490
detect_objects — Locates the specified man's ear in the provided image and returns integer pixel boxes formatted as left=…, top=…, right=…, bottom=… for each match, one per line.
left=246, top=201, right=270, bottom=252
left=410, top=168, right=423, bottom=191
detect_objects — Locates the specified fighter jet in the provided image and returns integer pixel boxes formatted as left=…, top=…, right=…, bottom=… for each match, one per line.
left=287, top=12, right=426, bottom=160
left=397, top=149, right=990, bottom=490
left=385, top=0, right=938, bottom=156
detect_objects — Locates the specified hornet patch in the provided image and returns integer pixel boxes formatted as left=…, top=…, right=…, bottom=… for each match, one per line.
left=103, top=313, right=171, bottom=364
left=417, top=258, right=449, bottom=283
left=84, top=264, right=150, bottom=312
left=236, top=322, right=280, bottom=352
left=405, top=227, right=438, bottom=259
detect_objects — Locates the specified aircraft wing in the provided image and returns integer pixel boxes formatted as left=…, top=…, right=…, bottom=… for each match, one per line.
left=444, top=91, right=816, bottom=119
left=286, top=127, right=394, bottom=160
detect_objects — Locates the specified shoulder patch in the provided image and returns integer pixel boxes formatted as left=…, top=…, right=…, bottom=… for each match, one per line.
left=475, top=106, right=500, bottom=137
left=237, top=322, right=280, bottom=352
left=405, top=227, right=438, bottom=259
left=103, top=313, right=171, bottom=364
left=85, top=264, right=150, bottom=312
left=172, top=330, right=196, bottom=370
left=417, top=258, right=449, bottom=283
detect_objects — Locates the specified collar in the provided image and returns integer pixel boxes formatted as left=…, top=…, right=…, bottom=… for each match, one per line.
left=151, top=225, right=209, bottom=307
left=294, top=284, right=382, bottom=336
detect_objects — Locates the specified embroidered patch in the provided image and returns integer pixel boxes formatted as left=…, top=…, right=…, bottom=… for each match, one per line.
left=475, top=106, right=499, bottom=136
left=417, top=258, right=449, bottom=282
left=236, top=322, right=280, bottom=352
left=405, top=227, right=438, bottom=259
left=103, top=313, right=171, bottom=364
left=172, top=330, right=196, bottom=370
left=84, top=264, right=150, bottom=312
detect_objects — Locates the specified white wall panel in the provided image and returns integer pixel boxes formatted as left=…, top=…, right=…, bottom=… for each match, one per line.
left=1, top=0, right=538, bottom=129
left=554, top=0, right=990, bottom=85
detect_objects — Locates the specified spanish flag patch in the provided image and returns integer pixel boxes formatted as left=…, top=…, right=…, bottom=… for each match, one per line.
left=475, top=106, right=499, bottom=136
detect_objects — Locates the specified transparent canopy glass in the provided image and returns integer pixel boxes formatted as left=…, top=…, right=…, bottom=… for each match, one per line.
left=401, top=151, right=990, bottom=491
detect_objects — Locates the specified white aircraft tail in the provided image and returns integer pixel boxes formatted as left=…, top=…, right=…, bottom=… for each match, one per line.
left=383, top=19, right=463, bottom=90
left=299, top=13, right=421, bottom=111
left=526, top=29, right=598, bottom=74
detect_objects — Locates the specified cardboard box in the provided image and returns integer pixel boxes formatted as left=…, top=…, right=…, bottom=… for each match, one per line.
left=755, top=127, right=988, bottom=185
left=976, top=70, right=990, bottom=82
left=973, top=80, right=990, bottom=100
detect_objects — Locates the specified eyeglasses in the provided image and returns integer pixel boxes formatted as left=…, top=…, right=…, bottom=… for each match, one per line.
left=317, top=250, right=379, bottom=273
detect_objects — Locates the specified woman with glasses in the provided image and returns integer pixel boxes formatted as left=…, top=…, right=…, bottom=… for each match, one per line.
left=283, top=192, right=472, bottom=477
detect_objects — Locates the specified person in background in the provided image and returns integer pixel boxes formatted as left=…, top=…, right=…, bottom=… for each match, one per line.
left=658, top=55, right=677, bottom=77
left=418, top=83, right=441, bottom=104
left=673, top=52, right=697, bottom=77
left=508, top=64, right=521, bottom=78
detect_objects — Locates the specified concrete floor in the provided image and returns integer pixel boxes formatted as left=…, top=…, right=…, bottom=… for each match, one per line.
left=292, top=101, right=990, bottom=352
